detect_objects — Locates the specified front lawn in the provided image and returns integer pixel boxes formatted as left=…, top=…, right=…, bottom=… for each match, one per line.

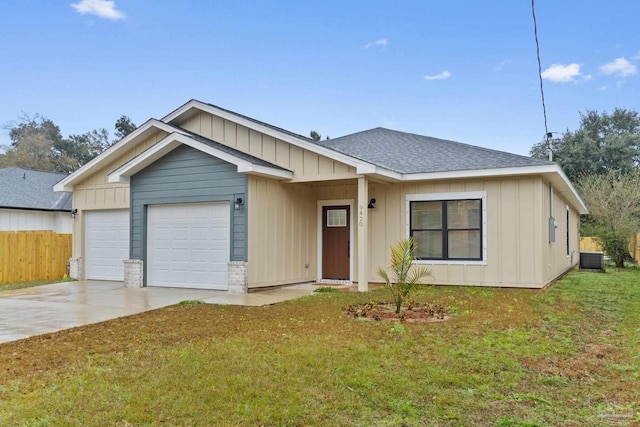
left=0, top=269, right=638, bottom=426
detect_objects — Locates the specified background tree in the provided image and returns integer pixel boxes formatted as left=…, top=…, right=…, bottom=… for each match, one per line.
left=530, top=108, right=640, bottom=182
left=114, top=115, right=137, bottom=141
left=54, top=128, right=110, bottom=172
left=577, top=171, right=640, bottom=267
left=1, top=114, right=122, bottom=173
left=309, top=130, right=330, bottom=141
left=310, top=130, right=321, bottom=141
left=0, top=114, right=62, bottom=171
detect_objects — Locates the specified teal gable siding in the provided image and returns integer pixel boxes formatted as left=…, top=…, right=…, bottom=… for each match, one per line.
left=130, top=144, right=247, bottom=264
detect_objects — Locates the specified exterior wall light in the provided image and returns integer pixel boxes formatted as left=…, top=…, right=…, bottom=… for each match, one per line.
left=368, top=198, right=376, bottom=209
left=234, top=196, right=244, bottom=210
left=71, top=208, right=78, bottom=219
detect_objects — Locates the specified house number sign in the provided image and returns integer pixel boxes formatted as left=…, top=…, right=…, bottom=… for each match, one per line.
left=358, top=204, right=364, bottom=227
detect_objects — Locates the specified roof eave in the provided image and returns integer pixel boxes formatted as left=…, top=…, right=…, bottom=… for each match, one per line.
left=236, top=164, right=293, bottom=180
left=366, top=164, right=588, bottom=215
left=0, top=205, right=72, bottom=213
left=54, top=120, right=185, bottom=192
left=108, top=132, right=293, bottom=184
left=162, top=100, right=378, bottom=175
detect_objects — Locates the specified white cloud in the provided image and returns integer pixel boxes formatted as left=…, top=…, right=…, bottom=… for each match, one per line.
left=599, top=57, right=637, bottom=77
left=70, top=0, right=125, bottom=20
left=364, top=38, right=388, bottom=49
left=423, top=70, right=451, bottom=81
left=541, top=63, right=583, bottom=83
left=494, top=60, right=511, bottom=71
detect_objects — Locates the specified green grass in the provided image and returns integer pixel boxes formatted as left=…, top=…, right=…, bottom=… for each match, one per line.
left=0, top=276, right=75, bottom=292
left=0, top=269, right=639, bottom=426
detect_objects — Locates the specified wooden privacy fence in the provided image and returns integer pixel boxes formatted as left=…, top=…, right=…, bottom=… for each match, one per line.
left=0, top=231, right=72, bottom=284
left=579, top=234, right=640, bottom=262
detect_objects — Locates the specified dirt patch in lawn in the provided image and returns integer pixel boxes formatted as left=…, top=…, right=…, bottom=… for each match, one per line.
left=343, top=300, right=451, bottom=323
left=520, top=336, right=619, bottom=380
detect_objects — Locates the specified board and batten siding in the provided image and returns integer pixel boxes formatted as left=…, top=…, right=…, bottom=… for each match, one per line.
left=313, top=176, right=553, bottom=288
left=70, top=130, right=168, bottom=260
left=178, top=111, right=357, bottom=182
left=248, top=175, right=578, bottom=289
left=247, top=176, right=317, bottom=288
left=130, top=145, right=247, bottom=268
left=376, top=177, right=548, bottom=288
left=541, top=182, right=580, bottom=284
left=371, top=176, right=582, bottom=288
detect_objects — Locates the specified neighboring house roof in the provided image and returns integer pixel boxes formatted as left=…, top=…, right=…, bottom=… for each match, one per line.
left=316, top=127, right=553, bottom=174
left=0, top=167, right=72, bottom=211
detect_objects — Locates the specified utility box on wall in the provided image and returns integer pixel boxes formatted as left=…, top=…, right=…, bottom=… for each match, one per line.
left=579, top=251, right=605, bottom=272
left=549, top=217, right=557, bottom=242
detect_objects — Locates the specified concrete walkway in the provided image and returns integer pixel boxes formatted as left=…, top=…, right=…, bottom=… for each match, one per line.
left=0, top=280, right=316, bottom=344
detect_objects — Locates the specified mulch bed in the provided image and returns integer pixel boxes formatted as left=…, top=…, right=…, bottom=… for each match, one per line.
left=343, top=300, right=450, bottom=323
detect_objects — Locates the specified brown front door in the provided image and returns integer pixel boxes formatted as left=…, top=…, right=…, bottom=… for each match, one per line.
left=322, top=206, right=350, bottom=280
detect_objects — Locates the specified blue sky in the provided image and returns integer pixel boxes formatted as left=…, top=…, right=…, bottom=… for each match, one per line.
left=1, top=1, right=638, bottom=155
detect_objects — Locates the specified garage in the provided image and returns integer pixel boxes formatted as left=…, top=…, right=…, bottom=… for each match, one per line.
left=84, top=210, right=130, bottom=281
left=146, top=202, right=230, bottom=290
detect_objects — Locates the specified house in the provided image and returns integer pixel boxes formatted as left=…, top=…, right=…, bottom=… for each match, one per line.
left=54, top=100, right=587, bottom=292
left=0, top=167, right=72, bottom=283
left=0, top=167, right=72, bottom=233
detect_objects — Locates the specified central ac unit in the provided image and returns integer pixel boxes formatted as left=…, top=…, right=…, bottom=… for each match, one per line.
left=579, top=252, right=604, bottom=271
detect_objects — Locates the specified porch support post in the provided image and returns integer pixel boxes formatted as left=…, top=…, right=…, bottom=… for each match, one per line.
left=357, top=176, right=369, bottom=292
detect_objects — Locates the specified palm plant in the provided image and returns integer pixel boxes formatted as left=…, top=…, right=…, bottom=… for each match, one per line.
left=377, top=237, right=431, bottom=314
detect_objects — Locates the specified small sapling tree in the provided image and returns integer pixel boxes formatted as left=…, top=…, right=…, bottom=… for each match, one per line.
left=378, top=238, right=431, bottom=314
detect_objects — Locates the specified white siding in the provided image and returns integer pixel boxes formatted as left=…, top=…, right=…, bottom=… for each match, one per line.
left=0, top=209, right=72, bottom=233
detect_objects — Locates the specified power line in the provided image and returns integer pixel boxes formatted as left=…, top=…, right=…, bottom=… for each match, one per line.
left=531, top=0, right=551, bottom=147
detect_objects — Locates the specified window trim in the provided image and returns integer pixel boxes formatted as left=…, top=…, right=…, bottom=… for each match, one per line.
left=406, top=191, right=488, bottom=265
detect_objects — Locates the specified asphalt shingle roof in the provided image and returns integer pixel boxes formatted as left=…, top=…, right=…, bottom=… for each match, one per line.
left=200, top=101, right=314, bottom=143
left=316, top=127, right=553, bottom=174
left=0, top=167, right=72, bottom=211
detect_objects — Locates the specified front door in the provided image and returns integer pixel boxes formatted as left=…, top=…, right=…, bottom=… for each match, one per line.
left=322, top=205, right=350, bottom=280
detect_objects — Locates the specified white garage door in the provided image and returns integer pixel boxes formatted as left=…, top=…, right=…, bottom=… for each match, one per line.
left=147, top=202, right=230, bottom=290
left=85, top=210, right=130, bottom=281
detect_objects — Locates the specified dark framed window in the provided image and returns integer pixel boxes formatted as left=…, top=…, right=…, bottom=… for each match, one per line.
left=410, top=199, right=482, bottom=261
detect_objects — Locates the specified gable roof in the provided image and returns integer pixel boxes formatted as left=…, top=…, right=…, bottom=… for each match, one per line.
left=162, top=99, right=381, bottom=175
left=54, top=99, right=587, bottom=214
left=176, top=125, right=291, bottom=172
left=108, top=126, right=292, bottom=184
left=0, top=167, right=72, bottom=211
left=165, top=100, right=315, bottom=143
left=317, top=127, right=553, bottom=174
left=54, top=119, right=180, bottom=192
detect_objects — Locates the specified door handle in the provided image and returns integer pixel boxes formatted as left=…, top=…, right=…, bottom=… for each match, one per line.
left=347, top=240, right=350, bottom=258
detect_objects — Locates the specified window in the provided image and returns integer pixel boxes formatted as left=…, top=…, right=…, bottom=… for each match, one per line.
left=407, top=192, right=486, bottom=262
left=327, top=209, right=347, bottom=227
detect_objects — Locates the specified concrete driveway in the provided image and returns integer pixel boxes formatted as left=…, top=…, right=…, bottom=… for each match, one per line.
left=0, top=280, right=315, bottom=344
